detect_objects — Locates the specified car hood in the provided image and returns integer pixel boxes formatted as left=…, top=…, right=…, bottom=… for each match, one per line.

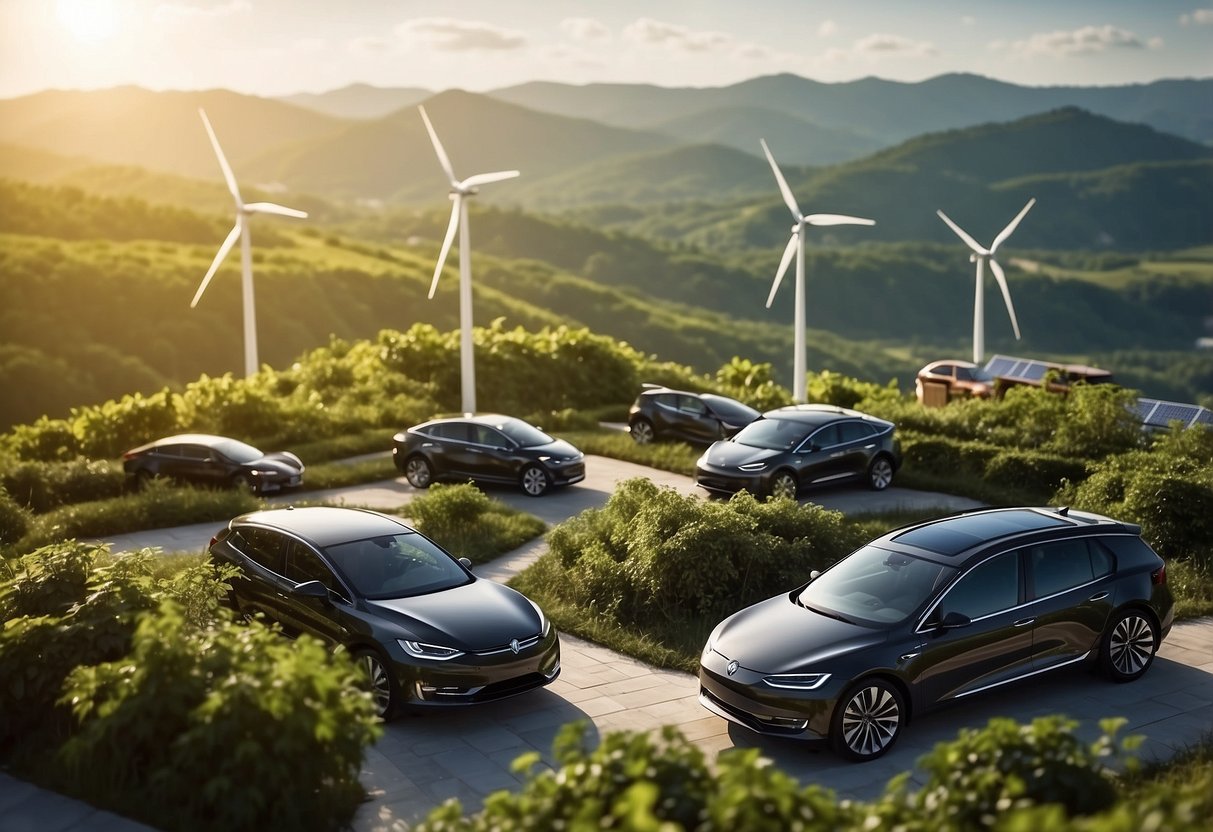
left=711, top=593, right=887, bottom=675
left=702, top=441, right=783, bottom=467
left=528, top=439, right=582, bottom=460
left=365, top=579, right=542, bottom=652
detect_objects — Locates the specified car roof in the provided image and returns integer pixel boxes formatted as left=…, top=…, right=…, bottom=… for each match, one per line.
left=149, top=434, right=234, bottom=447
left=760, top=404, right=886, bottom=427
left=883, top=506, right=1133, bottom=561
left=230, top=506, right=414, bottom=548
left=419, top=413, right=525, bottom=427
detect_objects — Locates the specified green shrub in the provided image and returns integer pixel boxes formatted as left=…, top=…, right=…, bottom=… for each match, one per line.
left=1118, top=471, right=1213, bottom=564
left=407, top=483, right=546, bottom=564
left=984, top=450, right=1089, bottom=497
left=0, top=486, right=31, bottom=545
left=59, top=603, right=379, bottom=832
left=7, top=415, right=82, bottom=461
left=1, top=458, right=126, bottom=513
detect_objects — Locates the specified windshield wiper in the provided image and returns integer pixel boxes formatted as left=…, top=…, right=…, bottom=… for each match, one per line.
left=799, top=600, right=855, bottom=625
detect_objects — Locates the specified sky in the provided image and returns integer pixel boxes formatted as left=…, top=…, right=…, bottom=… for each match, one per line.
left=1, top=0, right=1211, bottom=99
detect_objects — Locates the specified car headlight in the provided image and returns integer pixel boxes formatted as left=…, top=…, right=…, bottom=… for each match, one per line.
left=398, top=640, right=465, bottom=661
left=738, top=461, right=768, bottom=471
left=763, top=673, right=831, bottom=690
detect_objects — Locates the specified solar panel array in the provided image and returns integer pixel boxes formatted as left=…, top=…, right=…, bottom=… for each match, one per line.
left=983, top=355, right=1058, bottom=384
left=1133, top=398, right=1213, bottom=430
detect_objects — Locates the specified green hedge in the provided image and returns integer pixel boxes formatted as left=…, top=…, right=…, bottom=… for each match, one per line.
left=406, top=483, right=546, bottom=565
left=1, top=458, right=126, bottom=513
left=414, top=717, right=1208, bottom=832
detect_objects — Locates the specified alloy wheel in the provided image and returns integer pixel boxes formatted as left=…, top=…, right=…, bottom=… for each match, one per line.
left=630, top=420, right=654, bottom=445
left=770, top=472, right=797, bottom=500
left=840, top=684, right=902, bottom=759
left=869, top=458, right=894, bottom=491
left=405, top=457, right=432, bottom=488
left=1109, top=613, right=1155, bottom=678
left=359, top=652, right=393, bottom=718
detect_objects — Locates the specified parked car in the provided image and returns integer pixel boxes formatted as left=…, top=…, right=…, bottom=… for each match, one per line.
left=209, top=506, right=560, bottom=718
left=915, top=360, right=995, bottom=401
left=123, top=433, right=304, bottom=494
left=699, top=506, right=1174, bottom=761
left=695, top=404, right=901, bottom=499
left=628, top=385, right=761, bottom=445
left=393, top=414, right=584, bottom=497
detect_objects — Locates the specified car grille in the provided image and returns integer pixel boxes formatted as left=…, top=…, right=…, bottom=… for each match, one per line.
left=475, top=634, right=542, bottom=656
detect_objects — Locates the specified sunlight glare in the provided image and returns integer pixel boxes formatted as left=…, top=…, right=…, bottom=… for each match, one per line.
left=55, top=0, right=119, bottom=44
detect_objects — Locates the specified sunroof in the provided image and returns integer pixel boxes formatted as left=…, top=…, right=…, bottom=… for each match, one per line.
left=893, top=509, right=1071, bottom=556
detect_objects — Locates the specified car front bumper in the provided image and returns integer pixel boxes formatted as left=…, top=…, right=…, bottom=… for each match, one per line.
left=695, top=463, right=767, bottom=495
left=698, top=647, right=837, bottom=741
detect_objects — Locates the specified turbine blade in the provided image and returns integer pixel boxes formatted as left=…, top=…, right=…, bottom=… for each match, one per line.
left=428, top=197, right=461, bottom=299
left=991, top=197, right=1036, bottom=253
left=766, top=233, right=799, bottom=309
left=199, top=108, right=242, bottom=205
left=936, top=209, right=987, bottom=255
left=805, top=213, right=876, bottom=227
left=460, top=170, right=520, bottom=189
left=244, top=202, right=309, bottom=219
left=191, top=220, right=242, bottom=308
left=759, top=138, right=802, bottom=221
left=989, top=258, right=1022, bottom=340
left=418, top=105, right=458, bottom=186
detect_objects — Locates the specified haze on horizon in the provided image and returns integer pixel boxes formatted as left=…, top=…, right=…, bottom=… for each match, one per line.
left=2, top=0, right=1212, bottom=101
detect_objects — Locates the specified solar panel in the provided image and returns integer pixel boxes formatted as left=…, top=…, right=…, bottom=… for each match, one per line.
left=983, top=355, right=1019, bottom=377
left=1135, top=398, right=1213, bottom=430
left=1019, top=361, right=1050, bottom=382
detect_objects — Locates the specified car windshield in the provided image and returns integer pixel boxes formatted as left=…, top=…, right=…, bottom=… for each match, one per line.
left=211, top=438, right=263, bottom=463
left=702, top=395, right=760, bottom=423
left=324, top=532, right=471, bottom=599
left=731, top=418, right=810, bottom=451
left=495, top=419, right=553, bottom=448
left=797, top=545, right=956, bottom=625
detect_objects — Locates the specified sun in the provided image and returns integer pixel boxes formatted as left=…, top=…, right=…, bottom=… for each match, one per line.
left=55, top=0, right=119, bottom=44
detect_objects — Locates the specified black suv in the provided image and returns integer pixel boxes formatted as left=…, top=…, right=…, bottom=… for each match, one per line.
left=628, top=386, right=760, bottom=445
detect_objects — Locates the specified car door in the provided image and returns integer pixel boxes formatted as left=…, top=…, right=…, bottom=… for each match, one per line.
left=675, top=395, right=721, bottom=444
left=795, top=424, right=845, bottom=485
left=280, top=540, right=357, bottom=646
left=834, top=420, right=880, bottom=481
left=912, top=550, right=1036, bottom=703
left=467, top=424, right=517, bottom=483
left=182, top=443, right=228, bottom=486
left=650, top=393, right=683, bottom=437
left=1025, top=538, right=1116, bottom=673
left=228, top=527, right=292, bottom=624
left=428, top=422, right=477, bottom=477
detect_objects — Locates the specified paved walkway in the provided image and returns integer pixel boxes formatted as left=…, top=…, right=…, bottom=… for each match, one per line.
left=8, top=459, right=1210, bottom=830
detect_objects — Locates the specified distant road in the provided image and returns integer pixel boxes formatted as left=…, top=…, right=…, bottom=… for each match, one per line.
left=98, top=455, right=981, bottom=554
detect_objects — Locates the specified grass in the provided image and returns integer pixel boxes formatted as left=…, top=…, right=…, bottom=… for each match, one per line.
left=404, top=484, right=546, bottom=565
left=277, top=428, right=393, bottom=465
left=298, top=456, right=398, bottom=490
left=558, top=429, right=702, bottom=476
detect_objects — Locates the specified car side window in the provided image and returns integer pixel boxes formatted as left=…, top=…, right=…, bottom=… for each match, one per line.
left=808, top=424, right=840, bottom=448
left=471, top=425, right=508, bottom=447
left=433, top=423, right=471, bottom=442
left=654, top=394, right=678, bottom=410
left=242, top=528, right=286, bottom=574
left=182, top=445, right=210, bottom=460
left=941, top=552, right=1020, bottom=619
left=158, top=444, right=183, bottom=458
left=1030, top=540, right=1103, bottom=598
left=678, top=395, right=707, bottom=415
left=285, top=541, right=337, bottom=591
left=838, top=421, right=876, bottom=443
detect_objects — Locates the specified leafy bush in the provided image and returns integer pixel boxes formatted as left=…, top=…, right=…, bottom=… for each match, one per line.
left=407, top=483, right=546, bottom=564
left=543, top=479, right=864, bottom=627
left=0, top=486, right=31, bottom=545
left=1, top=458, right=126, bottom=513
left=59, top=603, right=379, bottom=832
left=984, top=450, right=1089, bottom=497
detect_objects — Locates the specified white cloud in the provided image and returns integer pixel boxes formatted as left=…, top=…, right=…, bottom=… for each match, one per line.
left=348, top=36, right=390, bottom=53
left=623, top=18, right=731, bottom=53
left=154, top=0, right=250, bottom=21
left=1003, top=24, right=1148, bottom=57
left=396, top=18, right=526, bottom=52
left=818, top=20, right=838, bottom=38
left=854, top=33, right=937, bottom=57
left=560, top=17, right=610, bottom=42
left=1179, top=8, right=1213, bottom=24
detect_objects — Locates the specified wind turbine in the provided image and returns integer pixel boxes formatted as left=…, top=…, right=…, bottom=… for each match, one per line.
left=760, top=138, right=875, bottom=404
left=419, top=104, right=519, bottom=415
left=190, top=108, right=308, bottom=378
left=936, top=198, right=1035, bottom=365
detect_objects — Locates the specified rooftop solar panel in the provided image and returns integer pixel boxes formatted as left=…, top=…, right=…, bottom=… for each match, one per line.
left=1135, top=398, right=1213, bottom=429
left=893, top=509, right=1071, bottom=557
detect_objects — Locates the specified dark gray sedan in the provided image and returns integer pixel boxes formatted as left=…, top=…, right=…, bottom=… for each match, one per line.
left=699, top=507, right=1174, bottom=761
left=210, top=506, right=560, bottom=718
left=123, top=433, right=304, bottom=494
left=695, top=405, right=901, bottom=499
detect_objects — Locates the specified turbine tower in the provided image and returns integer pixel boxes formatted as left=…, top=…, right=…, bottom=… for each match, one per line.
left=760, top=139, right=875, bottom=404
left=936, top=198, right=1035, bottom=365
left=419, top=104, right=520, bottom=415
left=190, top=108, right=308, bottom=378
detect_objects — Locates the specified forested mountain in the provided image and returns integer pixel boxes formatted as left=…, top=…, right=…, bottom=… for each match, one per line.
left=281, top=84, right=432, bottom=119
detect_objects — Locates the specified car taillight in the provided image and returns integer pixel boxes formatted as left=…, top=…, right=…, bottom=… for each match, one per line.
left=1151, top=565, right=1166, bottom=586
left=209, top=535, right=219, bottom=547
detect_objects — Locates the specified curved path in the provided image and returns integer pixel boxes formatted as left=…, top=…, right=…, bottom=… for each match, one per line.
left=7, top=459, right=1211, bottom=832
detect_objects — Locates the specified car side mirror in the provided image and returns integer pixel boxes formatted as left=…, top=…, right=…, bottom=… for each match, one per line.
left=940, top=611, right=972, bottom=630
left=459, top=557, right=472, bottom=569
left=291, top=580, right=329, bottom=599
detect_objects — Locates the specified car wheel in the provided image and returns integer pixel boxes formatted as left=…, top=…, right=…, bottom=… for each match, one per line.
left=230, top=472, right=258, bottom=495
left=133, top=469, right=154, bottom=490
left=867, top=456, right=894, bottom=491
left=630, top=418, right=655, bottom=445
left=355, top=649, right=398, bottom=720
left=521, top=465, right=551, bottom=497
left=769, top=471, right=798, bottom=500
left=1101, top=608, right=1158, bottom=683
left=831, top=677, right=906, bottom=762
left=404, top=456, right=433, bottom=489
